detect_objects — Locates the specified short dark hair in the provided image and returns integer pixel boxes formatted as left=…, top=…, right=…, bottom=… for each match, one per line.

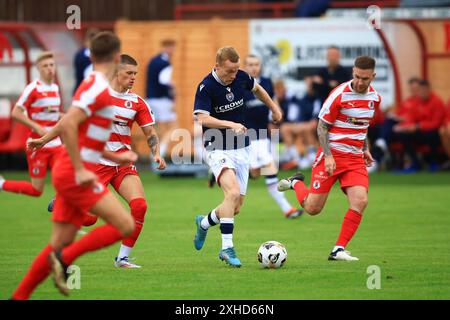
left=90, top=31, right=121, bottom=63
left=328, top=45, right=340, bottom=51
left=354, top=56, right=376, bottom=70
left=120, top=54, right=137, bottom=66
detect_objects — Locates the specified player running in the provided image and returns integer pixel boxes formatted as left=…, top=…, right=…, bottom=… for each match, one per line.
left=278, top=56, right=380, bottom=261
left=11, top=32, right=138, bottom=299
left=48, top=54, right=166, bottom=268
left=243, top=54, right=302, bottom=219
left=193, top=47, right=283, bottom=267
left=0, top=51, right=63, bottom=197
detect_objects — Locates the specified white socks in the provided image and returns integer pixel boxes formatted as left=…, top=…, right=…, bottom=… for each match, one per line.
left=220, top=217, right=234, bottom=250
left=200, top=209, right=219, bottom=230
left=266, top=176, right=292, bottom=213
left=118, top=244, right=132, bottom=259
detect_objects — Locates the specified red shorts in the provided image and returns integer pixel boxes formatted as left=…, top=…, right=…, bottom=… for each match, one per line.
left=310, top=150, right=369, bottom=194
left=51, top=152, right=109, bottom=228
left=93, top=163, right=139, bottom=190
left=26, top=146, right=62, bottom=178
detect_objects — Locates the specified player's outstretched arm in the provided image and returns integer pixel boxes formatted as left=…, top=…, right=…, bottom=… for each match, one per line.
left=195, top=113, right=246, bottom=134
left=102, top=150, right=138, bottom=166
left=27, top=115, right=65, bottom=151
left=252, top=83, right=282, bottom=124
left=11, top=105, right=47, bottom=136
left=142, top=125, right=166, bottom=170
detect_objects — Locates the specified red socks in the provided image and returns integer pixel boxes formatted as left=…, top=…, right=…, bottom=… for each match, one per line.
left=336, top=209, right=362, bottom=247
left=293, top=180, right=309, bottom=206
left=3, top=181, right=42, bottom=197
left=122, top=198, right=147, bottom=248
left=12, top=245, right=52, bottom=300
left=62, top=224, right=123, bottom=265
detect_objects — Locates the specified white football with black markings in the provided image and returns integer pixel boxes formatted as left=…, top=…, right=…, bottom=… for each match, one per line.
left=257, top=240, right=287, bottom=269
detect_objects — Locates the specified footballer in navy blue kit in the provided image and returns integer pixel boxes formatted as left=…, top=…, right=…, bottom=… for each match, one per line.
left=243, top=55, right=302, bottom=219
left=192, top=47, right=283, bottom=267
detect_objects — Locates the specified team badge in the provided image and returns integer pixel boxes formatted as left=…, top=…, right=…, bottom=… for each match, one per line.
left=32, top=167, right=40, bottom=175
left=125, top=100, right=133, bottom=109
left=92, top=182, right=105, bottom=194
left=313, top=180, right=321, bottom=190
left=226, top=92, right=234, bottom=102
left=368, top=100, right=374, bottom=109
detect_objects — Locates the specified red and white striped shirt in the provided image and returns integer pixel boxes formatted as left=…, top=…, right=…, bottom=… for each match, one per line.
left=16, top=79, right=62, bottom=148
left=99, top=90, right=155, bottom=166
left=319, top=80, right=381, bottom=157
left=71, top=71, right=115, bottom=169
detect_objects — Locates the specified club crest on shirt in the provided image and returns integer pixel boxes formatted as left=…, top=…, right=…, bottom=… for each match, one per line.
left=32, top=167, right=40, bottom=175
left=92, top=182, right=105, bottom=194
left=368, top=100, right=375, bottom=109
left=125, top=100, right=133, bottom=109
left=313, top=180, right=321, bottom=190
left=225, top=90, right=234, bottom=102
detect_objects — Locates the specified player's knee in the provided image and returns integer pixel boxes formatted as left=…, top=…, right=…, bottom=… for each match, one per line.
left=226, top=190, right=241, bottom=206
left=130, top=198, right=147, bottom=224
left=306, top=205, right=323, bottom=215
left=352, top=195, right=368, bottom=212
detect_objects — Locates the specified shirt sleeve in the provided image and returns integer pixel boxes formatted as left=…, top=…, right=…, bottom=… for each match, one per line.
left=16, top=82, right=36, bottom=110
left=193, top=82, right=212, bottom=115
left=239, top=70, right=256, bottom=92
left=135, top=97, right=156, bottom=127
left=318, top=88, right=342, bottom=124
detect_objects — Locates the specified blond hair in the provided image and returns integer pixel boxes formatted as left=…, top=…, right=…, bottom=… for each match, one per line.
left=216, top=46, right=239, bottom=64
left=36, top=51, right=54, bottom=65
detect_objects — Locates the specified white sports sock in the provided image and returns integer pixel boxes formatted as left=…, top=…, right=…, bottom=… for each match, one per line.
left=266, top=178, right=292, bottom=213
left=220, top=217, right=234, bottom=250
left=118, top=245, right=132, bottom=259
left=0, top=179, right=4, bottom=190
left=200, top=209, right=219, bottom=230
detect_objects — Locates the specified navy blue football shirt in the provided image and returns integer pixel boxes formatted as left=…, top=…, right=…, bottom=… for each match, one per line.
left=243, top=76, right=274, bottom=140
left=194, top=69, right=256, bottom=150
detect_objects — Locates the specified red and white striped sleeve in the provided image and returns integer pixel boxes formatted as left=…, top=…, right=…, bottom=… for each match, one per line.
left=16, top=81, right=37, bottom=110
left=318, top=84, right=345, bottom=125
left=135, top=96, right=155, bottom=127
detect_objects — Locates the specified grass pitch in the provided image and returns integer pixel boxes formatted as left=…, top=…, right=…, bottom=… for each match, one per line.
left=1, top=170, right=449, bottom=300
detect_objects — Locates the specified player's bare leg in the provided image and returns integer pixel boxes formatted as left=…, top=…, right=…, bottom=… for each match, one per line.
left=329, top=186, right=367, bottom=261
left=114, top=174, right=147, bottom=268
left=0, top=176, right=45, bottom=197
left=215, top=169, right=242, bottom=267
left=194, top=168, right=242, bottom=267
left=277, top=172, right=329, bottom=215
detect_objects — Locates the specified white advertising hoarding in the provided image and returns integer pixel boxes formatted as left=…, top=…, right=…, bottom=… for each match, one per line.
left=249, top=18, right=394, bottom=108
